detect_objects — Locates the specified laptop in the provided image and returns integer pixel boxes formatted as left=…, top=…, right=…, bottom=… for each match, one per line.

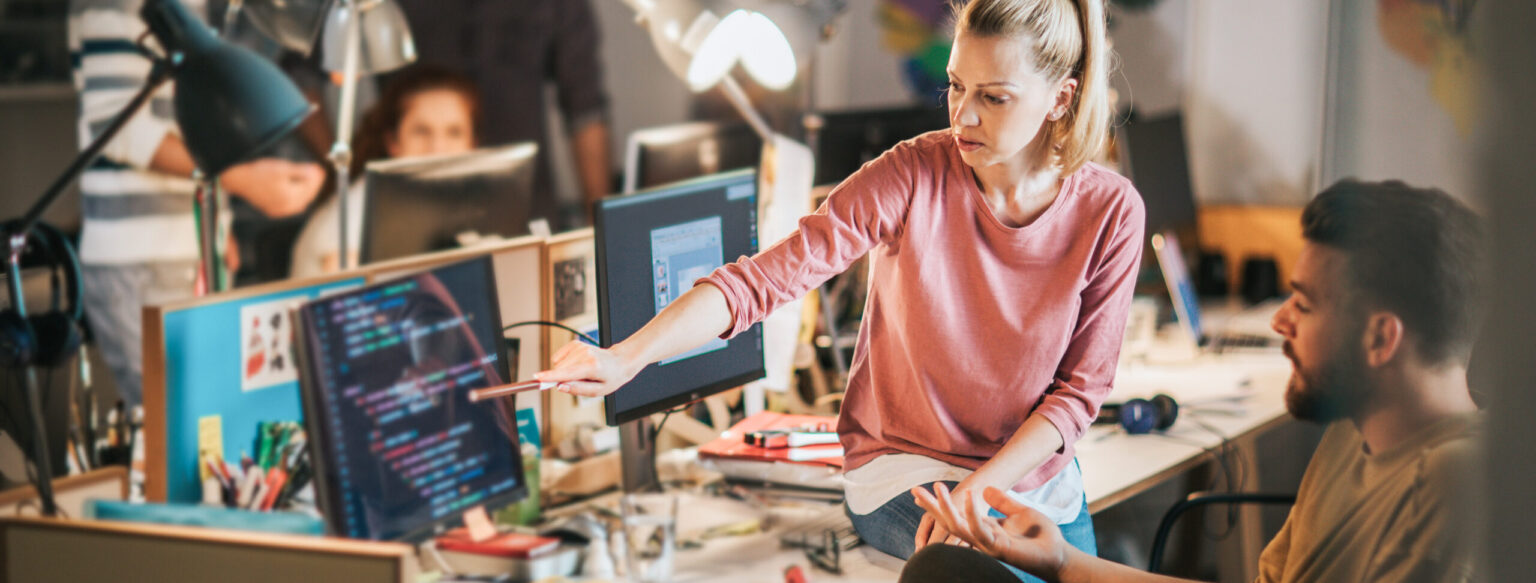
left=1151, top=231, right=1281, bottom=352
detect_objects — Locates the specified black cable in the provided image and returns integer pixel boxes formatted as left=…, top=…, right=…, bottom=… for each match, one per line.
left=1180, top=413, right=1246, bottom=539
left=2, top=370, right=56, bottom=515
left=648, top=403, right=693, bottom=487
left=502, top=321, right=598, bottom=345
left=654, top=409, right=675, bottom=439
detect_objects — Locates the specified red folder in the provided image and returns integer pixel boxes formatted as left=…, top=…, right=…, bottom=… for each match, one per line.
left=698, top=411, right=844, bottom=468
left=436, top=527, right=560, bottom=558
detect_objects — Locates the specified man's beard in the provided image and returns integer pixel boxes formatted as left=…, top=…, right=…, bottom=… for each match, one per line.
left=1283, top=340, right=1370, bottom=423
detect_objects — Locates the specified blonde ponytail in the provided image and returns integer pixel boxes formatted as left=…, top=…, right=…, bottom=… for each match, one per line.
left=956, top=0, right=1112, bottom=174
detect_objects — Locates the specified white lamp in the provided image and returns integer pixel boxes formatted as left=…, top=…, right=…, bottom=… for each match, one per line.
left=321, top=0, right=416, bottom=270
left=222, top=0, right=415, bottom=271
left=619, top=0, right=840, bottom=413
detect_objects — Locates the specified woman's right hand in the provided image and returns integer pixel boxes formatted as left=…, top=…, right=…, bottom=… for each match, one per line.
left=534, top=340, right=644, bottom=398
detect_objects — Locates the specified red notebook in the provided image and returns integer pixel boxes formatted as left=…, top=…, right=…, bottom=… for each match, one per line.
left=698, top=411, right=843, bottom=468
left=436, top=527, right=560, bottom=558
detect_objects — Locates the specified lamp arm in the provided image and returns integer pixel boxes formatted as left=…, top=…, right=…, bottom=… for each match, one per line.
left=331, top=0, right=363, bottom=270
left=3, top=51, right=171, bottom=520
left=718, top=76, right=774, bottom=142
left=19, top=59, right=174, bottom=239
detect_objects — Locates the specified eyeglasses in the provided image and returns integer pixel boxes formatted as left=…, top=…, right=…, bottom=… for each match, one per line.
left=782, top=528, right=841, bottom=574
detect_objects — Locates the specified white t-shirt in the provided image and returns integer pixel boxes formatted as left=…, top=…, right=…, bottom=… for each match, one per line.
left=290, top=183, right=364, bottom=279
left=843, top=454, right=1084, bottom=525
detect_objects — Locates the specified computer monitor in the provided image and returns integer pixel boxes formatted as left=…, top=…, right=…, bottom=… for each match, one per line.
left=805, top=105, right=951, bottom=186
left=1117, top=112, right=1200, bottom=243
left=361, top=143, right=539, bottom=264
left=595, top=169, right=765, bottom=426
left=294, top=257, right=527, bottom=542
left=621, top=121, right=763, bottom=193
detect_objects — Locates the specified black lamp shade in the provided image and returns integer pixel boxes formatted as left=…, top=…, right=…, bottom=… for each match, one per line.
left=142, top=0, right=313, bottom=176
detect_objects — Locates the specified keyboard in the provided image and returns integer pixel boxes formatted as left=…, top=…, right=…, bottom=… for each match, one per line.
left=1204, top=331, right=1281, bottom=352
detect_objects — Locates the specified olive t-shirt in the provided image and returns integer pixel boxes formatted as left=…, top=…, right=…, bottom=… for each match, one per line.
left=1257, top=413, right=1482, bottom=582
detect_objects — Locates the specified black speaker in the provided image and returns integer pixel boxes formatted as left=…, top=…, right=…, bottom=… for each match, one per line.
left=1195, top=251, right=1229, bottom=297
left=1241, top=257, right=1280, bottom=304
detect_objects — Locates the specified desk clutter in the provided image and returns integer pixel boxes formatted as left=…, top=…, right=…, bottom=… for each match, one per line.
left=198, top=420, right=310, bottom=512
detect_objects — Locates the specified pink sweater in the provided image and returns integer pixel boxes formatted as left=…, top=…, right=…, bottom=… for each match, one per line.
left=704, top=131, right=1145, bottom=491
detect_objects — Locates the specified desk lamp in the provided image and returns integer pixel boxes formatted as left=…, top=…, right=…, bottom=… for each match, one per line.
left=1, top=0, right=312, bottom=516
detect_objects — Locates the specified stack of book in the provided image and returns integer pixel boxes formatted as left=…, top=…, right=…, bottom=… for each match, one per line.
left=697, top=412, right=843, bottom=494
left=434, top=527, right=576, bottom=578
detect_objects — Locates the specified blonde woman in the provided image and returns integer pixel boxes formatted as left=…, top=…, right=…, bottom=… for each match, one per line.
left=539, top=0, right=1139, bottom=573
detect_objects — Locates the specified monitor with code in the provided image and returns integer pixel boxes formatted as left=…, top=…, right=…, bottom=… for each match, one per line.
left=295, top=257, right=526, bottom=542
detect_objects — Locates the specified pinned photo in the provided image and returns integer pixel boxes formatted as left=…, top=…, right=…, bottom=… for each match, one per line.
left=240, top=297, right=306, bottom=391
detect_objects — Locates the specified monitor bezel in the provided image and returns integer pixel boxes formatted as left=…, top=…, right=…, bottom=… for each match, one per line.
left=594, top=169, right=767, bottom=426
left=359, top=143, right=540, bottom=265
left=295, top=256, right=528, bottom=543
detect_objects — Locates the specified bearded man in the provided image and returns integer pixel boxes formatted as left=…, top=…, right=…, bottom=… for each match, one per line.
left=903, top=180, right=1486, bottom=583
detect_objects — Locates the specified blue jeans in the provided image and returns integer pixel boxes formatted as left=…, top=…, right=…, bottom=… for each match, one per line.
left=848, top=481, right=1097, bottom=583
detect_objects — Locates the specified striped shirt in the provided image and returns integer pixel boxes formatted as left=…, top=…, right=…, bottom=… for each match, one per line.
left=69, top=0, right=203, bottom=265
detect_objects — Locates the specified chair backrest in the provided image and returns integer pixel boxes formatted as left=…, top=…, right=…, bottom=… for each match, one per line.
left=1148, top=491, right=1296, bottom=574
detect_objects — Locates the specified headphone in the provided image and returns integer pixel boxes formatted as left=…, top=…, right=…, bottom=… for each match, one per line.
left=0, top=221, right=84, bottom=369
left=1095, top=393, right=1179, bottom=435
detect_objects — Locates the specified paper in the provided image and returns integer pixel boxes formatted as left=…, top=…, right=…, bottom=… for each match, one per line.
left=462, top=505, right=497, bottom=543
left=197, top=415, right=222, bottom=481
left=239, top=296, right=306, bottom=392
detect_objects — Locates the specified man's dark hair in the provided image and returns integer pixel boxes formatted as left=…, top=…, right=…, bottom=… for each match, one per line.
left=1302, top=180, right=1487, bottom=364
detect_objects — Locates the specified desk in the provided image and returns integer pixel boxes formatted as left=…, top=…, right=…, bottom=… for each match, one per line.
left=665, top=349, right=1294, bottom=582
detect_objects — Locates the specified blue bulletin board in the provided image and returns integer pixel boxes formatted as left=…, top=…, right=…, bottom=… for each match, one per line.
left=159, top=279, right=364, bottom=502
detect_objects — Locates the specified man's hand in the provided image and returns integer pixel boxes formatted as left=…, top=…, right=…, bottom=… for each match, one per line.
left=912, top=484, right=1075, bottom=580
left=220, top=159, right=325, bottom=218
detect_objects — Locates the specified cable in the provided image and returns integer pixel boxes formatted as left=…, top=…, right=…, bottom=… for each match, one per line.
left=647, top=403, right=694, bottom=487
left=1180, top=412, right=1247, bottom=540
left=502, top=321, right=598, bottom=345
left=654, top=409, right=675, bottom=439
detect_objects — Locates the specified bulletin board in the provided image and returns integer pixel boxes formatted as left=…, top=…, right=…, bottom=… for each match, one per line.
left=143, top=236, right=548, bottom=503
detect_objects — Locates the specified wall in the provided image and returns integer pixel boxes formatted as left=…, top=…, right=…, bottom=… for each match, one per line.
left=1110, top=0, right=1328, bottom=207
left=589, top=0, right=1330, bottom=207
left=590, top=0, right=914, bottom=166
left=0, top=85, right=80, bottom=231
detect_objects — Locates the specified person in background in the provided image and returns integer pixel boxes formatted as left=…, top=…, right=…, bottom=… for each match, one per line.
left=538, top=2, right=1137, bottom=581
left=289, top=65, right=480, bottom=278
left=394, top=0, right=612, bottom=229
left=903, top=180, right=1486, bottom=583
left=69, top=0, right=325, bottom=408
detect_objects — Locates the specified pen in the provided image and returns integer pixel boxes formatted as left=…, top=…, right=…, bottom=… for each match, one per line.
left=273, top=448, right=310, bottom=509
left=276, top=463, right=310, bottom=509
left=255, top=422, right=272, bottom=470
left=259, top=466, right=289, bottom=511
left=745, top=431, right=840, bottom=448
left=468, top=380, right=552, bottom=403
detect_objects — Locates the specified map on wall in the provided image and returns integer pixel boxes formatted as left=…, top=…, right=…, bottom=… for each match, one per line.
left=1320, top=0, right=1481, bottom=205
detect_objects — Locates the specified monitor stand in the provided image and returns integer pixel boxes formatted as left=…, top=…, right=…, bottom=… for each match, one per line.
left=619, top=417, right=660, bottom=493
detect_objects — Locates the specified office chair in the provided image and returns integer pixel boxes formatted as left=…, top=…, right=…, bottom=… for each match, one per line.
left=1147, top=491, right=1297, bottom=574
